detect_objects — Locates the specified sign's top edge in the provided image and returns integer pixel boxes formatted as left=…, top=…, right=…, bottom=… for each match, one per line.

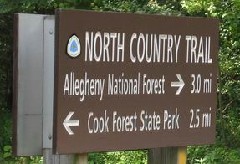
left=15, top=13, right=49, bottom=17
left=55, top=8, right=219, bottom=22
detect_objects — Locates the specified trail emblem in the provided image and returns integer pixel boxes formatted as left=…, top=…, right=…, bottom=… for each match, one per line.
left=67, top=35, right=80, bottom=58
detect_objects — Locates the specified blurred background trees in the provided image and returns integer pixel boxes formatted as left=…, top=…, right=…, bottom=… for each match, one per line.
left=0, top=0, right=240, bottom=163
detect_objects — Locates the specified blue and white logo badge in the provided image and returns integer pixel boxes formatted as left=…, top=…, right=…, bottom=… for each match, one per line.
left=67, top=35, right=81, bottom=58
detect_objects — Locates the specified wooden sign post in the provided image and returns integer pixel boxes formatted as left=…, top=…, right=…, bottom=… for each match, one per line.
left=148, top=147, right=186, bottom=164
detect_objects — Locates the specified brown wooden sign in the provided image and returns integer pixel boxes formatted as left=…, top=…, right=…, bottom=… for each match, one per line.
left=53, top=9, right=218, bottom=154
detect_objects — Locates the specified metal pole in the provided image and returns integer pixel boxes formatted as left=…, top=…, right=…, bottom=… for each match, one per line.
left=43, top=149, right=75, bottom=164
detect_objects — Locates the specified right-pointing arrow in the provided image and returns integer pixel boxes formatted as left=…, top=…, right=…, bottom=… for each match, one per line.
left=63, top=111, right=79, bottom=135
left=171, top=74, right=185, bottom=95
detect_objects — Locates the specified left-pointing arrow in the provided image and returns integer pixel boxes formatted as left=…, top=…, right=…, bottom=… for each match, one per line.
left=63, top=111, right=79, bottom=135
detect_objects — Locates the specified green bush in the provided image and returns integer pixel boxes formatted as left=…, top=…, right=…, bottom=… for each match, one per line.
left=89, top=150, right=147, bottom=164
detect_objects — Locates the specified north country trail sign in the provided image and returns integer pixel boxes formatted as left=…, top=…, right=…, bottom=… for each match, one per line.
left=53, top=9, right=219, bottom=154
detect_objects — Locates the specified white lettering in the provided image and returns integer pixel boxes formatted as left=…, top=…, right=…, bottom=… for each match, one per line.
left=85, top=32, right=126, bottom=62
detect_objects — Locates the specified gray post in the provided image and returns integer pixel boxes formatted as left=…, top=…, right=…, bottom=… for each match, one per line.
left=43, top=149, right=75, bottom=164
left=13, top=13, right=46, bottom=156
left=14, top=13, right=81, bottom=163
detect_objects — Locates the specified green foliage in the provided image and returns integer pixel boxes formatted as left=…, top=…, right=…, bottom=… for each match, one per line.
left=0, top=111, right=11, bottom=162
left=188, top=144, right=240, bottom=164
left=141, top=0, right=181, bottom=15
left=93, top=0, right=142, bottom=12
left=215, top=1, right=240, bottom=148
left=89, top=150, right=147, bottom=164
left=181, top=0, right=216, bottom=16
left=0, top=13, right=14, bottom=163
left=0, top=14, right=12, bottom=113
